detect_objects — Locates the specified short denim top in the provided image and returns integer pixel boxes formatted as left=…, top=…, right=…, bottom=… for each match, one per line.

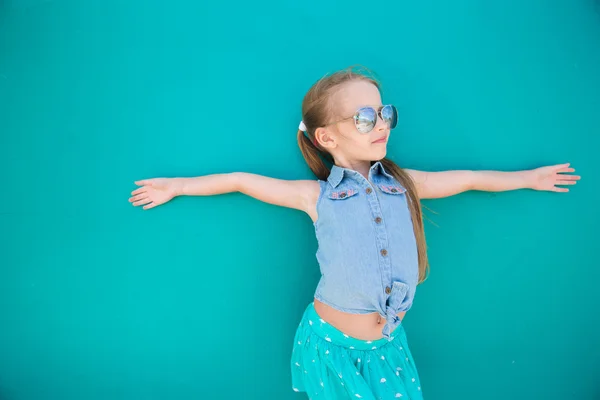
left=313, top=161, right=419, bottom=340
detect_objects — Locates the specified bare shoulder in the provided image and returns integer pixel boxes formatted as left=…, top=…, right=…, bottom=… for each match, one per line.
left=277, top=178, right=320, bottom=201
left=299, top=179, right=321, bottom=203
left=404, top=169, right=430, bottom=199
left=291, top=179, right=320, bottom=222
left=404, top=169, right=428, bottom=184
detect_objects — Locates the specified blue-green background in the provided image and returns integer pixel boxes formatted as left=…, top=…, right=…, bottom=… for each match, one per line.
left=1, top=1, right=599, bottom=399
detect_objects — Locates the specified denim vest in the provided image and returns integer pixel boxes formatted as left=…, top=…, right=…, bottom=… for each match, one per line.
left=313, top=161, right=419, bottom=340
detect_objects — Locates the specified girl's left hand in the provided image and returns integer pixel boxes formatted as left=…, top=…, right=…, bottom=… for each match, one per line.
left=530, top=163, right=581, bottom=192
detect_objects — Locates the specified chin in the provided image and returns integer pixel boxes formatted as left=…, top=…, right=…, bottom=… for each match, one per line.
left=372, top=148, right=387, bottom=160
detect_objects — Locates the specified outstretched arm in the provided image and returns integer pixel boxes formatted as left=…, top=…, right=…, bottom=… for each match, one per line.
left=129, top=173, right=320, bottom=220
left=406, top=163, right=581, bottom=200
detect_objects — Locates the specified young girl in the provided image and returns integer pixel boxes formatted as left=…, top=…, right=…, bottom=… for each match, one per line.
left=128, top=67, right=580, bottom=399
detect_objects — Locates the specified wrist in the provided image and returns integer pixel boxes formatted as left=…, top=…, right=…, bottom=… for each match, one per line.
left=522, top=169, right=537, bottom=190
left=172, top=178, right=186, bottom=196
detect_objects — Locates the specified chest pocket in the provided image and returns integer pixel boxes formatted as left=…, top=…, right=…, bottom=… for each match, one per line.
left=377, top=183, right=406, bottom=195
left=327, top=187, right=360, bottom=200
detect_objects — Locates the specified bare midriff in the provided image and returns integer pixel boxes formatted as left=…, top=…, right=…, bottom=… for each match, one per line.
left=313, top=298, right=406, bottom=341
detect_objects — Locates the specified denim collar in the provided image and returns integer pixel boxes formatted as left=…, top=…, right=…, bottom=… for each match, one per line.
left=327, top=161, right=395, bottom=188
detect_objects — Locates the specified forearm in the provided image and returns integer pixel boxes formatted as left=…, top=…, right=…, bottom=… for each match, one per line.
left=470, top=170, right=533, bottom=192
left=408, top=168, right=535, bottom=199
left=175, top=173, right=239, bottom=196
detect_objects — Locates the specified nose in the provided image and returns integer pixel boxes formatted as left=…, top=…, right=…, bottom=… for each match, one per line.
left=374, top=111, right=388, bottom=132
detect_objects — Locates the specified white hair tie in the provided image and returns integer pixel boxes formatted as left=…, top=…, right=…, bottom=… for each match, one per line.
left=298, top=121, right=307, bottom=132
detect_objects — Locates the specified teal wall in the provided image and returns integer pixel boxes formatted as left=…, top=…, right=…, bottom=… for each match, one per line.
left=1, top=1, right=599, bottom=399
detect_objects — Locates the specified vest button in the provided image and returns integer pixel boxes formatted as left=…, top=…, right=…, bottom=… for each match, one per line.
left=391, top=188, right=398, bottom=193
left=385, top=286, right=392, bottom=294
left=381, top=249, right=388, bottom=256
left=366, top=187, right=373, bottom=194
left=375, top=217, right=382, bottom=224
left=340, top=192, right=347, bottom=198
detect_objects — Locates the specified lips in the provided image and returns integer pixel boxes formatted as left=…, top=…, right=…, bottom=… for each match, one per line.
left=372, top=136, right=388, bottom=144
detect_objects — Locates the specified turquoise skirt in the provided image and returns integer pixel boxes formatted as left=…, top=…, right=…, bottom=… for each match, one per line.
left=291, top=302, right=423, bottom=399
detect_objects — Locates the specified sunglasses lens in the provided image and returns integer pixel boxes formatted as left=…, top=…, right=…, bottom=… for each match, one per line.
left=355, top=107, right=377, bottom=133
left=382, top=105, right=398, bottom=129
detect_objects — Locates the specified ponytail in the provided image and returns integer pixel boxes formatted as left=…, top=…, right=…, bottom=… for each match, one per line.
left=380, top=158, right=430, bottom=283
left=297, top=129, right=331, bottom=181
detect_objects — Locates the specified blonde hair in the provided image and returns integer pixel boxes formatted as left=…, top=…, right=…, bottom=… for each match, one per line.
left=297, top=66, right=429, bottom=284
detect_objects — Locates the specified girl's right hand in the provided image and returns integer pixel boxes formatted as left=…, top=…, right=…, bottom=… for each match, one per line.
left=129, top=178, right=183, bottom=210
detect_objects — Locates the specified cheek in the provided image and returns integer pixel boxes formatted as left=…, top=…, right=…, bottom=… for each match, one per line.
left=343, top=134, right=370, bottom=150
left=338, top=126, right=375, bottom=150
left=349, top=138, right=378, bottom=157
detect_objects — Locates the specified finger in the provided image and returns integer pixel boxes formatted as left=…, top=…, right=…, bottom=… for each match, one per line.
left=133, top=198, right=152, bottom=207
left=554, top=163, right=570, bottom=169
left=131, top=187, right=147, bottom=195
left=557, top=167, right=575, bottom=173
left=556, top=180, right=577, bottom=185
left=135, top=179, right=153, bottom=186
left=552, top=187, right=569, bottom=193
left=556, top=174, right=580, bottom=180
left=129, top=194, right=149, bottom=202
left=143, top=202, right=157, bottom=210
left=129, top=194, right=146, bottom=202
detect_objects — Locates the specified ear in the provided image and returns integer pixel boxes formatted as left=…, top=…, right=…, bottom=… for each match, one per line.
left=314, top=126, right=338, bottom=149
